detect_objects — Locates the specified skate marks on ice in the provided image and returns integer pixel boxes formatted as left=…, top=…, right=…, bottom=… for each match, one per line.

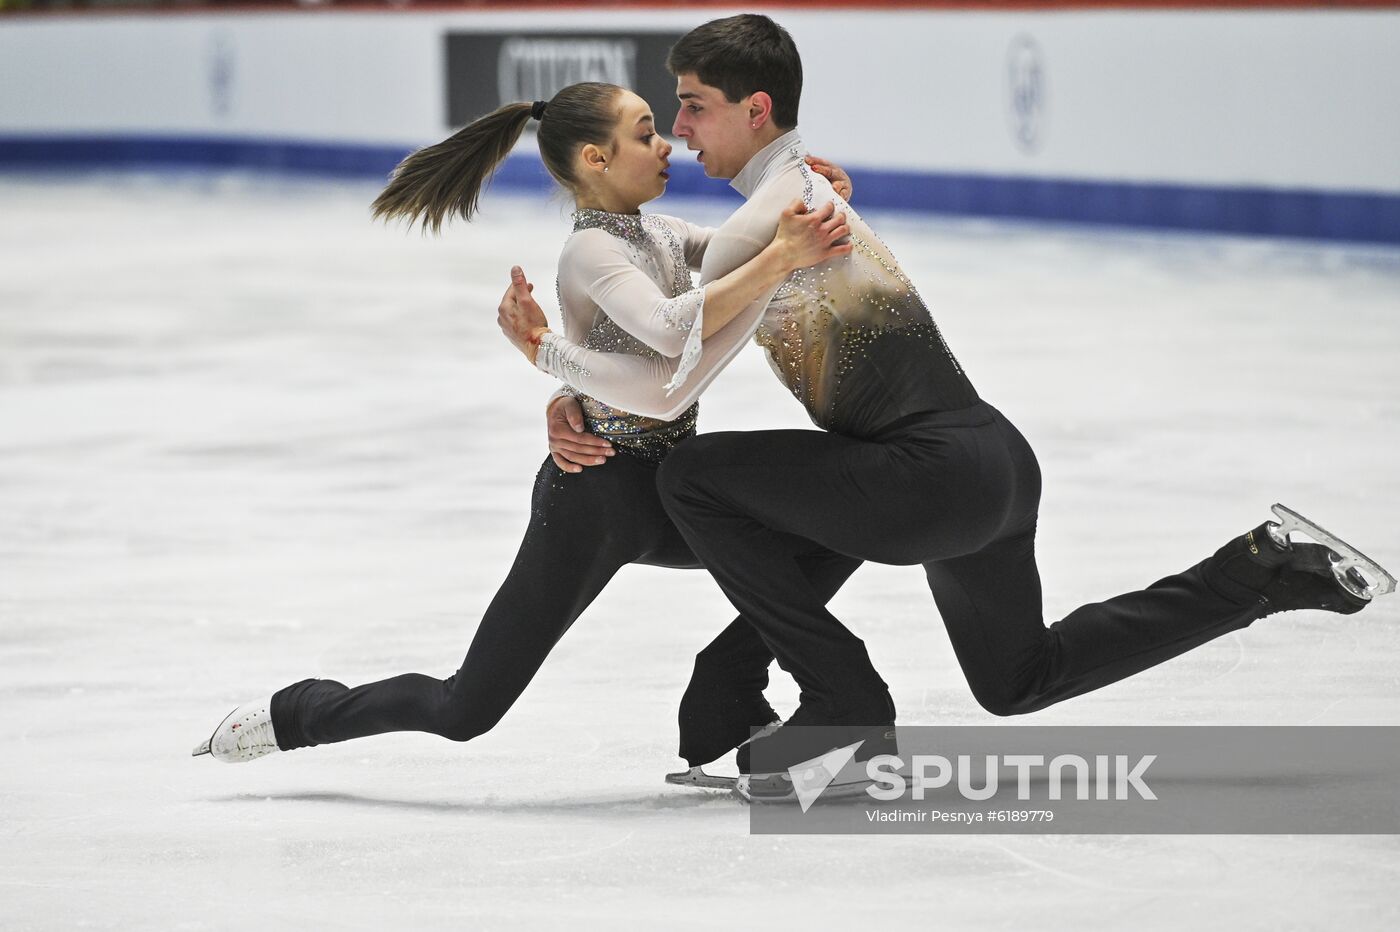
left=207, top=786, right=741, bottom=816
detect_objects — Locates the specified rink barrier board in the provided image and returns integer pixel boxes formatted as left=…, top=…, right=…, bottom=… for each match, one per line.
left=2, top=134, right=1396, bottom=245
left=3, top=7, right=1396, bottom=241
left=3, top=10, right=1396, bottom=195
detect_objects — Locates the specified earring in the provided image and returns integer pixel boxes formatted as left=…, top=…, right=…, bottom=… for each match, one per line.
left=603, top=166, right=609, bottom=173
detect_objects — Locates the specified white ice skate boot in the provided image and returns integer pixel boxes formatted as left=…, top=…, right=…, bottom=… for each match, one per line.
left=191, top=698, right=280, bottom=763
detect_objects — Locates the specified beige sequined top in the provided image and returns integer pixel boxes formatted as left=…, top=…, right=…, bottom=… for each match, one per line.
left=536, top=131, right=978, bottom=440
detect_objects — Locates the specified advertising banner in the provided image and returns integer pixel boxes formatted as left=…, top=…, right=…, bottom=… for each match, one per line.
left=446, top=31, right=685, bottom=130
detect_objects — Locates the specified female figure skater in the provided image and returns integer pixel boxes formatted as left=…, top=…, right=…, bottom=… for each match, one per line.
left=193, top=82, right=853, bottom=763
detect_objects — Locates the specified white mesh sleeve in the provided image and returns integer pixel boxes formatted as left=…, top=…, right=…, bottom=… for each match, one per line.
left=561, top=231, right=703, bottom=358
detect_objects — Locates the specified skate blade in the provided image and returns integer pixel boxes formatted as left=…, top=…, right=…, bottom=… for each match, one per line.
left=1271, top=503, right=1396, bottom=599
left=191, top=705, right=237, bottom=760
left=736, top=772, right=878, bottom=805
left=665, top=766, right=738, bottom=791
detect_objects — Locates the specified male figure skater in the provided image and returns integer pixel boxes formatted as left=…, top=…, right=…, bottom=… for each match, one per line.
left=516, top=14, right=1393, bottom=793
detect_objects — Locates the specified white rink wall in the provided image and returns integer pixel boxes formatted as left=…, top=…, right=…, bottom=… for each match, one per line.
left=1, top=6, right=1398, bottom=238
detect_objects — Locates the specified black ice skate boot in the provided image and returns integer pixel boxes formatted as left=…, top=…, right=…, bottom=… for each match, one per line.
left=665, top=651, right=783, bottom=790
left=1206, top=503, right=1394, bottom=618
left=736, top=701, right=899, bottom=805
left=666, top=702, right=781, bottom=791
left=736, top=688, right=896, bottom=774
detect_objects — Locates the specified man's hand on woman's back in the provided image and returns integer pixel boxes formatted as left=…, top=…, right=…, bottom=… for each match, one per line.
left=547, top=395, right=614, bottom=473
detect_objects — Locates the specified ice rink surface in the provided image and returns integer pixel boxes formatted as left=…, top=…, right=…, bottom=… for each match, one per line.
left=3, top=173, right=1399, bottom=929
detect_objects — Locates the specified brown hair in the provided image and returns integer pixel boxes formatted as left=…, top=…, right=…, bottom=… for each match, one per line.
left=371, top=82, right=623, bottom=235
left=666, top=14, right=802, bottom=129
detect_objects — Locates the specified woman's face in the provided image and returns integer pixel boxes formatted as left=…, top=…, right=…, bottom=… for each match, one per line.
left=597, top=90, right=672, bottom=208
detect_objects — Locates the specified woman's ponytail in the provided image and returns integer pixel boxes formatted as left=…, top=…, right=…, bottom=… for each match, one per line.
left=371, top=102, right=534, bottom=235
left=371, top=82, right=622, bottom=234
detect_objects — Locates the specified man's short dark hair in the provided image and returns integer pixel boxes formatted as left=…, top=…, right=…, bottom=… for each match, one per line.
left=666, top=14, right=802, bottom=129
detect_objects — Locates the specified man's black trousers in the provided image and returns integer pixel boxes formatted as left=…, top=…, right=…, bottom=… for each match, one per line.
left=660, top=400, right=1265, bottom=730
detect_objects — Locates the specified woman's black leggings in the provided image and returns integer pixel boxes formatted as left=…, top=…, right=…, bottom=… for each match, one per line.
left=661, top=400, right=1268, bottom=726
left=271, top=452, right=860, bottom=761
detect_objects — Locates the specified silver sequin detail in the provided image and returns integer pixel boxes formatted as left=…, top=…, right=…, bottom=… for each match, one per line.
left=560, top=208, right=704, bottom=460
left=752, top=166, right=974, bottom=432
left=536, top=331, right=590, bottom=380
left=572, top=211, right=699, bottom=334
left=660, top=287, right=705, bottom=395
left=792, top=148, right=814, bottom=209
left=641, top=214, right=697, bottom=314
left=571, top=208, right=645, bottom=245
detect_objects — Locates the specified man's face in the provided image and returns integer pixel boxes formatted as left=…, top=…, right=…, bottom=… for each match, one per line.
left=671, top=72, right=757, bottom=180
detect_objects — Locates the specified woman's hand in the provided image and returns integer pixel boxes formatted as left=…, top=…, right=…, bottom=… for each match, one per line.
left=805, top=155, right=853, bottom=201
left=772, top=199, right=853, bottom=272
left=497, top=266, right=550, bottom=364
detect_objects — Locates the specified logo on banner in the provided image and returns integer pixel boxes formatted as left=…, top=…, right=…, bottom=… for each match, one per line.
left=498, top=38, right=637, bottom=102
left=1006, top=34, right=1047, bottom=153
left=445, top=32, right=686, bottom=132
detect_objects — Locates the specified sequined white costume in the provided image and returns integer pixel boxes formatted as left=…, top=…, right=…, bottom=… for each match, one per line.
left=536, top=131, right=977, bottom=438
left=540, top=209, right=716, bottom=462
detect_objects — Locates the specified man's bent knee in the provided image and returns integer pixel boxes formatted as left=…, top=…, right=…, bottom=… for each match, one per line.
left=971, top=686, right=1043, bottom=718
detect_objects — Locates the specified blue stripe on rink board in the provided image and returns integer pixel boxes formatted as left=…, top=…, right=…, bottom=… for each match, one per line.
left=865, top=170, right=1400, bottom=245
left=0, top=135, right=416, bottom=178
left=2, top=134, right=1396, bottom=245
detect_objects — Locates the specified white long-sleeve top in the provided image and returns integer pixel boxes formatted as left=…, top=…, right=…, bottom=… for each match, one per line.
left=535, top=210, right=715, bottom=462
left=537, top=130, right=978, bottom=439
